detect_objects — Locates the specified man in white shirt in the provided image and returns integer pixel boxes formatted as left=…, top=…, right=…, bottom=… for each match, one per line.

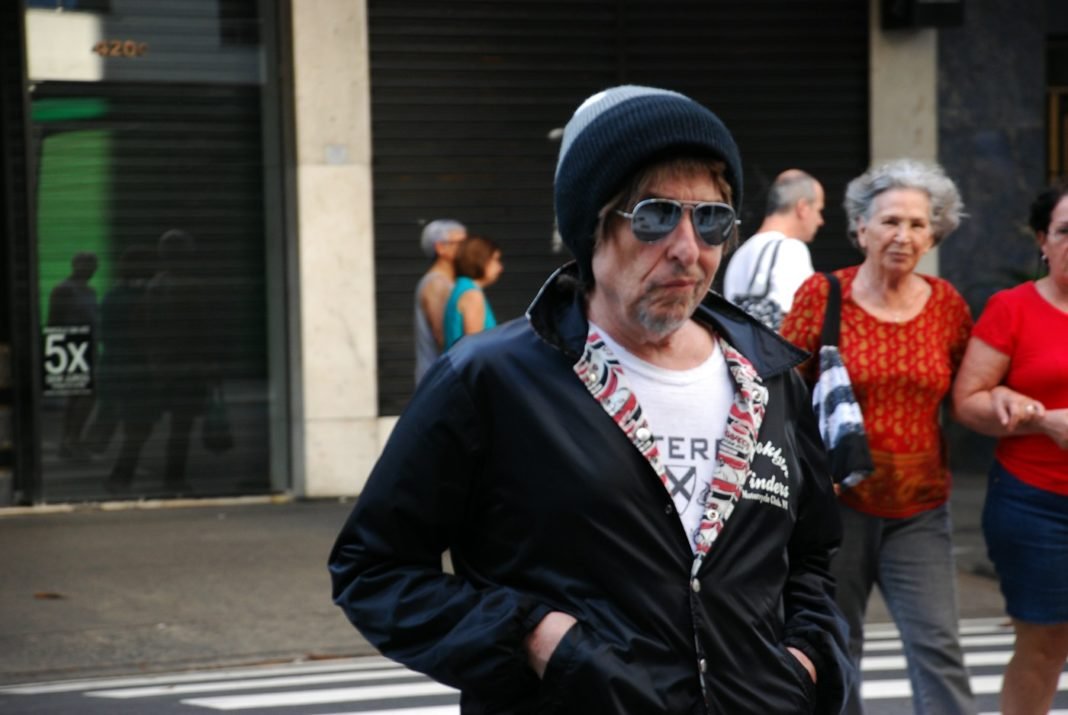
left=723, top=170, right=824, bottom=327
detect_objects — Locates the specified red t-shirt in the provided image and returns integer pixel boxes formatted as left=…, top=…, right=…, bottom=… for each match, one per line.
left=971, top=282, right=1068, bottom=494
left=782, top=267, right=973, bottom=518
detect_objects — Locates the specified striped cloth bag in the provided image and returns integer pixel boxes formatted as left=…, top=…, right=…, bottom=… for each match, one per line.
left=812, top=273, right=873, bottom=487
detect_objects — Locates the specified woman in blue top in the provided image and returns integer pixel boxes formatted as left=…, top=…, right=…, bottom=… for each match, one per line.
left=443, top=236, right=503, bottom=351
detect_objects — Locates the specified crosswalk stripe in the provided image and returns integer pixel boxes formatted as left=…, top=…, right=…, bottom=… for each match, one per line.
left=958, top=633, right=1017, bottom=647
left=863, top=650, right=1012, bottom=671
left=182, top=681, right=458, bottom=710
left=86, top=668, right=426, bottom=698
left=864, top=617, right=1010, bottom=640
left=864, top=633, right=1015, bottom=652
left=863, top=672, right=1068, bottom=700
left=315, top=708, right=458, bottom=715
left=0, top=657, right=397, bottom=695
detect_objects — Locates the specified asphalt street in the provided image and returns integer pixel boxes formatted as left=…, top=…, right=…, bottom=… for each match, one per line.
left=4, top=620, right=1067, bottom=714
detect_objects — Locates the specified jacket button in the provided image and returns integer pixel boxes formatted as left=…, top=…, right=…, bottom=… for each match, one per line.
left=665, top=503, right=674, bottom=515
left=636, top=427, right=651, bottom=442
left=699, top=658, right=708, bottom=673
left=691, top=579, right=701, bottom=593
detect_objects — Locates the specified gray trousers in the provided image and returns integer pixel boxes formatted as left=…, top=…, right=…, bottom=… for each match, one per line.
left=833, top=502, right=976, bottom=715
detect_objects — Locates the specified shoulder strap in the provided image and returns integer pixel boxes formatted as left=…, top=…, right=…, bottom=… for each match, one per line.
left=820, top=272, right=841, bottom=347
left=745, top=239, right=784, bottom=298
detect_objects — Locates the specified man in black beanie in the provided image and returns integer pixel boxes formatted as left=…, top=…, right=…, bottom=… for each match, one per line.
left=330, top=85, right=853, bottom=714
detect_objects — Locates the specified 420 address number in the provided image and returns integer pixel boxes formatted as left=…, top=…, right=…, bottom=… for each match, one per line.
left=92, top=40, right=148, bottom=58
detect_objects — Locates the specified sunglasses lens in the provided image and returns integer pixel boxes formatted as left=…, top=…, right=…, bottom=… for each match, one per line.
left=631, top=200, right=683, bottom=242
left=693, top=204, right=735, bottom=245
left=628, top=200, right=735, bottom=245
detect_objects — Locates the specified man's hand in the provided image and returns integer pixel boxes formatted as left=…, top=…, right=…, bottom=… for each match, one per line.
left=523, top=611, right=577, bottom=679
left=787, top=646, right=817, bottom=684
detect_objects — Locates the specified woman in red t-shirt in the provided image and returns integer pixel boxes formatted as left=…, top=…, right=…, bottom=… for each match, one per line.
left=952, top=182, right=1068, bottom=715
left=781, top=159, right=975, bottom=715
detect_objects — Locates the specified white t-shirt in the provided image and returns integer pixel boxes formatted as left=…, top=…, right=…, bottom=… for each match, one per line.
left=592, top=325, right=734, bottom=551
left=722, top=230, right=814, bottom=313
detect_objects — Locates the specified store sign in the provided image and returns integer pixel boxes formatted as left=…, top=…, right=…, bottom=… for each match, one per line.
left=91, top=40, right=149, bottom=58
left=42, top=326, right=93, bottom=396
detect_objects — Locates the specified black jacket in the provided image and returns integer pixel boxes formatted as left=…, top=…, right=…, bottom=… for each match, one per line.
left=330, top=265, right=853, bottom=714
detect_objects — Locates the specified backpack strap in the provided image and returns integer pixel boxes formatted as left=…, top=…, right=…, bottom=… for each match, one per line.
left=744, top=239, right=783, bottom=298
left=820, top=273, right=842, bottom=347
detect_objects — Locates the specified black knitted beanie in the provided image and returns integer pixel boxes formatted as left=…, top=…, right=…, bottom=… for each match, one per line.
left=554, top=86, right=743, bottom=282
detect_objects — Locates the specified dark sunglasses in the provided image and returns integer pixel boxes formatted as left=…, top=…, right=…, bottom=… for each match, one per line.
left=616, top=198, right=739, bottom=246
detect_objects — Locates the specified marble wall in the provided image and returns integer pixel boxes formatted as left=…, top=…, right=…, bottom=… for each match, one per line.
left=869, top=3, right=939, bottom=276
left=291, top=0, right=383, bottom=496
left=938, top=0, right=1047, bottom=319
left=937, top=0, right=1047, bottom=471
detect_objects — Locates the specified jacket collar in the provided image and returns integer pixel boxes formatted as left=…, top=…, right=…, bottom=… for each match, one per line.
left=526, top=262, right=810, bottom=377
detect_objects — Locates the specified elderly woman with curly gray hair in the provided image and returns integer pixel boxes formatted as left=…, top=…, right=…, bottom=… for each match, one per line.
left=781, top=159, right=977, bottom=715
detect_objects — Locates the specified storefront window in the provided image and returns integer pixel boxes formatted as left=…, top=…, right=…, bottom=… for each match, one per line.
left=24, top=0, right=284, bottom=501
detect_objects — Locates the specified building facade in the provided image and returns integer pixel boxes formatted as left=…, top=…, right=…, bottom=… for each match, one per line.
left=0, top=0, right=1062, bottom=504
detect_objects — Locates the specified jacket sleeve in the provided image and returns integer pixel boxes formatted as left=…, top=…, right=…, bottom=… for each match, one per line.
left=328, top=357, right=548, bottom=704
left=779, top=368, right=855, bottom=714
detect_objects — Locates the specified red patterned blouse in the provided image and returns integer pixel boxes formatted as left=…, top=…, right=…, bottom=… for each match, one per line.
left=781, top=266, right=973, bottom=518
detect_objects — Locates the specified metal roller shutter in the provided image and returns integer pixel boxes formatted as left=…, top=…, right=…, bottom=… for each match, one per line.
left=24, top=0, right=275, bottom=500
left=1, top=1, right=35, bottom=503
left=370, top=0, right=868, bottom=415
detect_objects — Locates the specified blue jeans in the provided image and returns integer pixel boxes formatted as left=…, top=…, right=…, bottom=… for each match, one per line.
left=832, top=502, right=976, bottom=715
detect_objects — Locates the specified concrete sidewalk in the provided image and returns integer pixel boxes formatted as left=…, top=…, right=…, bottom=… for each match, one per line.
left=0, top=497, right=374, bottom=685
left=0, top=470, right=1004, bottom=686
